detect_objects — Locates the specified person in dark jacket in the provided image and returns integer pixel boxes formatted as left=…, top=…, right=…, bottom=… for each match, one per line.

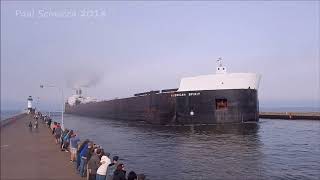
left=28, top=121, right=33, bottom=132
left=88, top=148, right=102, bottom=180
left=79, top=142, right=93, bottom=177
left=87, top=146, right=95, bottom=161
left=107, top=156, right=119, bottom=180
left=62, top=130, right=73, bottom=152
left=77, top=139, right=90, bottom=169
left=47, top=118, right=52, bottom=128
left=113, top=163, right=126, bottom=180
left=127, top=171, right=137, bottom=180
left=60, top=129, right=69, bottom=151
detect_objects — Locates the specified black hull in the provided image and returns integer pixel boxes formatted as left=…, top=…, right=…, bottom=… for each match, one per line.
left=65, top=89, right=259, bottom=125
left=174, top=89, right=259, bottom=124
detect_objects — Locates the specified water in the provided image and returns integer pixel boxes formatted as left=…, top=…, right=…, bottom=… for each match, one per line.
left=54, top=114, right=320, bottom=179
left=0, top=110, right=23, bottom=121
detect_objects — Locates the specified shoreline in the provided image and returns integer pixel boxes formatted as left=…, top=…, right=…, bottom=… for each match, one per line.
left=259, top=112, right=320, bottom=120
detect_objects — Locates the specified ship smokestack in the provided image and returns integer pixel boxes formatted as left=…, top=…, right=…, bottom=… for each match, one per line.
left=216, top=57, right=227, bottom=74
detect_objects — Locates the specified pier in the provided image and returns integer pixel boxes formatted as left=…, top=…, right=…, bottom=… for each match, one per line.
left=1, top=114, right=80, bottom=180
left=259, top=112, right=320, bottom=120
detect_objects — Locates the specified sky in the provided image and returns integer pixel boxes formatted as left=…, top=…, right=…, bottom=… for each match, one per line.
left=1, top=1, right=319, bottom=111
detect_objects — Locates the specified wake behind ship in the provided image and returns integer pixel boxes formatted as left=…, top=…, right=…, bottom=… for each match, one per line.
left=65, top=59, right=261, bottom=125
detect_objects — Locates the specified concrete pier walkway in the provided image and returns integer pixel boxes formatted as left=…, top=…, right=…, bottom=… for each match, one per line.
left=1, top=114, right=80, bottom=180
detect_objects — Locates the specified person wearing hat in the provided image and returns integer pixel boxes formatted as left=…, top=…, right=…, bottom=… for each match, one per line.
left=106, top=156, right=119, bottom=180
left=96, top=154, right=111, bottom=180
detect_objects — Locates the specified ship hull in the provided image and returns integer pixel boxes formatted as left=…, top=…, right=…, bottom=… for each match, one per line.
left=174, top=89, right=259, bottom=124
left=65, top=92, right=176, bottom=124
left=65, top=89, right=259, bottom=125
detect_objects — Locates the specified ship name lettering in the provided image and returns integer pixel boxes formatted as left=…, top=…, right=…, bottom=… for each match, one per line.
left=189, top=92, right=200, bottom=96
left=171, top=93, right=200, bottom=97
left=171, top=93, right=186, bottom=97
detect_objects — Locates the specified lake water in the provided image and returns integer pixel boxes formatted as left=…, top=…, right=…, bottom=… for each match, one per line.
left=0, top=110, right=23, bottom=121
left=47, top=113, right=320, bottom=180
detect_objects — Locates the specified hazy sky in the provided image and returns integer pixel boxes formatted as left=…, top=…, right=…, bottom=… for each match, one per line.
left=1, top=1, right=319, bottom=111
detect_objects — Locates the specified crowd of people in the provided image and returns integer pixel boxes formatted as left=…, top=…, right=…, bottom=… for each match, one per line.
left=28, top=113, right=40, bottom=132
left=32, top=112, right=146, bottom=180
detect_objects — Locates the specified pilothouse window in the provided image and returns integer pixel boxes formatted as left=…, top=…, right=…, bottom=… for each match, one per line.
left=216, top=99, right=228, bottom=110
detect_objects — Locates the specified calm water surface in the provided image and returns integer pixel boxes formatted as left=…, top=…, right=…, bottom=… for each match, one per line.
left=0, top=110, right=23, bottom=121
left=53, top=114, right=319, bottom=180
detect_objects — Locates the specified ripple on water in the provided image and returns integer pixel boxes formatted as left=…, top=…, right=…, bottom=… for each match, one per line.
left=62, top=115, right=320, bottom=180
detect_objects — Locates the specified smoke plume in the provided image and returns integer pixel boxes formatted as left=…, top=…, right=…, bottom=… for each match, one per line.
left=65, top=66, right=104, bottom=89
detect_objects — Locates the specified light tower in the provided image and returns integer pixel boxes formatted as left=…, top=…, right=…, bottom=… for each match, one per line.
left=27, top=96, right=33, bottom=114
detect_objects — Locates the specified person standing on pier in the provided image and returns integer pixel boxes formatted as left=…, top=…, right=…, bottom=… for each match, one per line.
left=47, top=118, right=52, bottom=128
left=34, top=119, right=38, bottom=129
left=62, top=130, right=72, bottom=152
left=28, top=121, right=32, bottom=132
left=33, top=119, right=39, bottom=133
left=96, top=155, right=111, bottom=180
left=60, top=129, right=69, bottom=150
left=77, top=140, right=90, bottom=170
left=107, top=156, right=119, bottom=180
left=112, top=163, right=126, bottom=180
left=88, top=148, right=102, bottom=180
left=70, top=133, right=80, bottom=162
left=79, top=142, right=93, bottom=177
left=54, top=124, right=62, bottom=144
left=52, top=122, right=57, bottom=135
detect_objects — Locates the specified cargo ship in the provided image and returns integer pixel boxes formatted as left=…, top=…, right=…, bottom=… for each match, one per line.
left=65, top=59, right=261, bottom=125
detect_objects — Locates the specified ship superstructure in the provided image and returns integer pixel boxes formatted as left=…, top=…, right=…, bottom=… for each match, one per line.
left=67, top=88, right=97, bottom=106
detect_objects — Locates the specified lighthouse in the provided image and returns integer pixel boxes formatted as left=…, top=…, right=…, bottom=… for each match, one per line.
left=27, top=96, right=33, bottom=114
